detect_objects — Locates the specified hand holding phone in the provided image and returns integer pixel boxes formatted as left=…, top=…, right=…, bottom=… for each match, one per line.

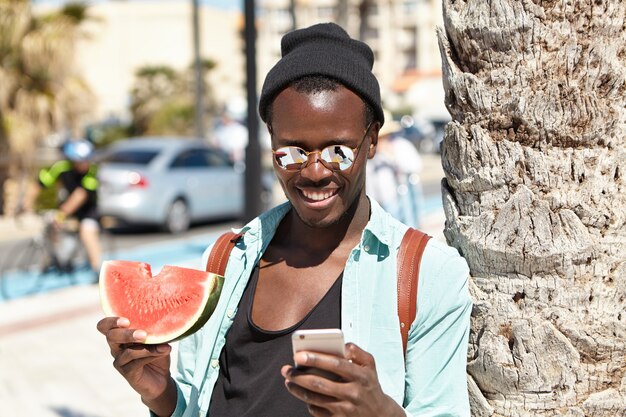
left=291, top=328, right=345, bottom=381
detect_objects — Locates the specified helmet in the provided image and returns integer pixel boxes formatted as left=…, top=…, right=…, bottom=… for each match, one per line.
left=62, top=139, right=94, bottom=162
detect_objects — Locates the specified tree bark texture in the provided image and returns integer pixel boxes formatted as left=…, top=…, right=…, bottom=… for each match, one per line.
left=438, top=1, right=625, bottom=416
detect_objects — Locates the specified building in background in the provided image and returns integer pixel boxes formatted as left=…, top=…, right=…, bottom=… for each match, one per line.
left=34, top=0, right=246, bottom=125
left=257, top=0, right=448, bottom=120
left=32, top=0, right=446, bottom=131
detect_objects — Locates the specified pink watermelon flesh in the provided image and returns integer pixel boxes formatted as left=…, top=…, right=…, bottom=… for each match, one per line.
left=99, top=260, right=224, bottom=344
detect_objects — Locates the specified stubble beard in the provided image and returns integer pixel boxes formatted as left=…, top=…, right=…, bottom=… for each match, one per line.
left=292, top=188, right=364, bottom=230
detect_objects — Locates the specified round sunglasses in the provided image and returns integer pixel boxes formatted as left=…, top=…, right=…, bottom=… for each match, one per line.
left=272, top=123, right=373, bottom=171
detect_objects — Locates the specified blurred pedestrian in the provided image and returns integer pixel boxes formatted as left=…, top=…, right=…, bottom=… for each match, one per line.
left=23, top=139, right=102, bottom=275
left=213, top=110, right=248, bottom=164
left=98, top=22, right=471, bottom=417
left=367, top=110, right=424, bottom=228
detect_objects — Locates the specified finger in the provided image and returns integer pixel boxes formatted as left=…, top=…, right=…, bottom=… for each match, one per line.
left=106, top=327, right=146, bottom=344
left=293, top=350, right=358, bottom=380
left=114, top=343, right=171, bottom=370
left=344, top=343, right=376, bottom=368
left=105, top=328, right=149, bottom=356
left=284, top=379, right=335, bottom=409
left=282, top=365, right=344, bottom=400
left=117, top=355, right=169, bottom=379
left=96, top=316, right=129, bottom=334
left=307, top=404, right=331, bottom=417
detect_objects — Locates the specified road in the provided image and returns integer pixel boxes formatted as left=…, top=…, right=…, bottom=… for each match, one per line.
left=107, top=217, right=243, bottom=253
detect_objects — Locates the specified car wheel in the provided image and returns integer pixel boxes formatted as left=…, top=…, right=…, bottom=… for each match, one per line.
left=164, top=199, right=191, bottom=234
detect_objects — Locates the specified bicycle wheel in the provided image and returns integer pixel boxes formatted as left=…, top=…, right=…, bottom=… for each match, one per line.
left=0, top=239, right=49, bottom=300
left=54, top=230, right=87, bottom=284
left=61, top=224, right=116, bottom=285
left=100, top=226, right=117, bottom=262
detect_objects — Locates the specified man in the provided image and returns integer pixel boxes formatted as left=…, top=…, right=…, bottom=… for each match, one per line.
left=367, top=110, right=424, bottom=228
left=213, top=109, right=248, bottom=164
left=25, top=139, right=102, bottom=274
left=98, top=23, right=471, bottom=417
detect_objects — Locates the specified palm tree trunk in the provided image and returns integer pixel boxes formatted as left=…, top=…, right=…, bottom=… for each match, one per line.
left=358, top=0, right=372, bottom=41
left=438, top=1, right=625, bottom=416
left=336, top=0, right=349, bottom=29
left=0, top=110, right=8, bottom=215
left=289, top=0, right=297, bottom=31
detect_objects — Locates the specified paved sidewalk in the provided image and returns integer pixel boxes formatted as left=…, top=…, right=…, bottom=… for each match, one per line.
left=0, top=284, right=149, bottom=417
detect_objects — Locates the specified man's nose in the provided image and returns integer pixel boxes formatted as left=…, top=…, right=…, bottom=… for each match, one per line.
left=300, top=152, right=333, bottom=181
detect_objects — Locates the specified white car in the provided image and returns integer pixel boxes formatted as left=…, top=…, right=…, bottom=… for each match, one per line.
left=97, top=137, right=244, bottom=233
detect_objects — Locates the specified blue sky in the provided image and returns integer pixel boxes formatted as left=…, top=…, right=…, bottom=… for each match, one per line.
left=204, top=0, right=240, bottom=10
left=34, top=0, right=242, bottom=10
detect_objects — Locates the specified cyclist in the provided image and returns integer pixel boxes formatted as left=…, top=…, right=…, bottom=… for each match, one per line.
left=23, top=139, right=102, bottom=278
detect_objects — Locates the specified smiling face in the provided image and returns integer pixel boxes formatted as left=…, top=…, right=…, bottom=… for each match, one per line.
left=270, top=85, right=378, bottom=229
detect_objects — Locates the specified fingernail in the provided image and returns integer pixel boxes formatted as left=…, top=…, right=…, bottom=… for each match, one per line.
left=133, top=330, right=147, bottom=340
left=294, top=352, right=308, bottom=364
left=156, top=344, right=169, bottom=353
left=117, top=317, right=130, bottom=327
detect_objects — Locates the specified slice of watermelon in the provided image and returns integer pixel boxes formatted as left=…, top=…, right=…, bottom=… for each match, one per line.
left=99, top=260, right=224, bottom=344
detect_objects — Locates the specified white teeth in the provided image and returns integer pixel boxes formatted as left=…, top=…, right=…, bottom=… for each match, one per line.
left=302, top=189, right=337, bottom=201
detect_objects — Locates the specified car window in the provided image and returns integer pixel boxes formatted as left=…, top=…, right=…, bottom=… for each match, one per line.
left=170, top=148, right=232, bottom=168
left=171, top=149, right=210, bottom=168
left=205, top=149, right=232, bottom=167
left=104, top=149, right=159, bottom=165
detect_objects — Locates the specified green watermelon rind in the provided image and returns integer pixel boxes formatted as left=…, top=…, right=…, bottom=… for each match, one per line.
left=99, top=261, right=224, bottom=345
left=158, top=273, right=224, bottom=344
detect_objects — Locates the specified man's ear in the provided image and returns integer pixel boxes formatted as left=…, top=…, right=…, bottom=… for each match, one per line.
left=367, top=121, right=381, bottom=159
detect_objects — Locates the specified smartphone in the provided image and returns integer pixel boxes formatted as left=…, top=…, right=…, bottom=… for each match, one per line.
left=291, top=329, right=345, bottom=381
left=292, top=328, right=345, bottom=356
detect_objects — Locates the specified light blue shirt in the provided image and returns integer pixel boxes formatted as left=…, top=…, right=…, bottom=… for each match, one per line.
left=170, top=199, right=472, bottom=417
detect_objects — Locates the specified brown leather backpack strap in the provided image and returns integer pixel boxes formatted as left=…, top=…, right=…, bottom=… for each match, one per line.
left=397, top=227, right=431, bottom=357
left=206, top=231, right=244, bottom=276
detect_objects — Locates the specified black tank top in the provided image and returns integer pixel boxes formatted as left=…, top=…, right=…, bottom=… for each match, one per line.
left=208, top=265, right=342, bottom=417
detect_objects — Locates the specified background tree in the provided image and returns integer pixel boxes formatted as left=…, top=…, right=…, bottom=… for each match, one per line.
left=438, top=1, right=625, bottom=415
left=0, top=0, right=93, bottom=215
left=129, top=59, right=216, bottom=137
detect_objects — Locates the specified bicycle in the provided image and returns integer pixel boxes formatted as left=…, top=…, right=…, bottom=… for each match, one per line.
left=0, top=211, right=116, bottom=300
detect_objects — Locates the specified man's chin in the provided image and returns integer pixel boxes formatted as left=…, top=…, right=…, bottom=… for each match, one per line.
left=293, top=207, right=346, bottom=230
left=290, top=191, right=364, bottom=230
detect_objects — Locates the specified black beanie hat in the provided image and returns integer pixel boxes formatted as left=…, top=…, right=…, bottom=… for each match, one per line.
left=258, top=22, right=384, bottom=125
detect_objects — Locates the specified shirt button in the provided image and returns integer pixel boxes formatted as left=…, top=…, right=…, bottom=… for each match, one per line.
left=364, top=245, right=370, bottom=252
left=210, top=359, right=219, bottom=368
left=227, top=309, right=235, bottom=319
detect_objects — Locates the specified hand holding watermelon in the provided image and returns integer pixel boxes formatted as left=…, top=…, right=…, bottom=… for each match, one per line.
left=97, top=260, right=225, bottom=416
left=96, top=316, right=178, bottom=417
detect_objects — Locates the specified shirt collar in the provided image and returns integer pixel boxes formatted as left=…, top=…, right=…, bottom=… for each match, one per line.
left=361, top=197, right=394, bottom=250
left=235, top=197, right=394, bottom=252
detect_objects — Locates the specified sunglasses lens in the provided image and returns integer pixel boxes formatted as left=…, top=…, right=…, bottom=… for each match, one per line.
left=321, top=145, right=355, bottom=170
left=274, top=145, right=356, bottom=171
left=274, top=147, right=307, bottom=170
